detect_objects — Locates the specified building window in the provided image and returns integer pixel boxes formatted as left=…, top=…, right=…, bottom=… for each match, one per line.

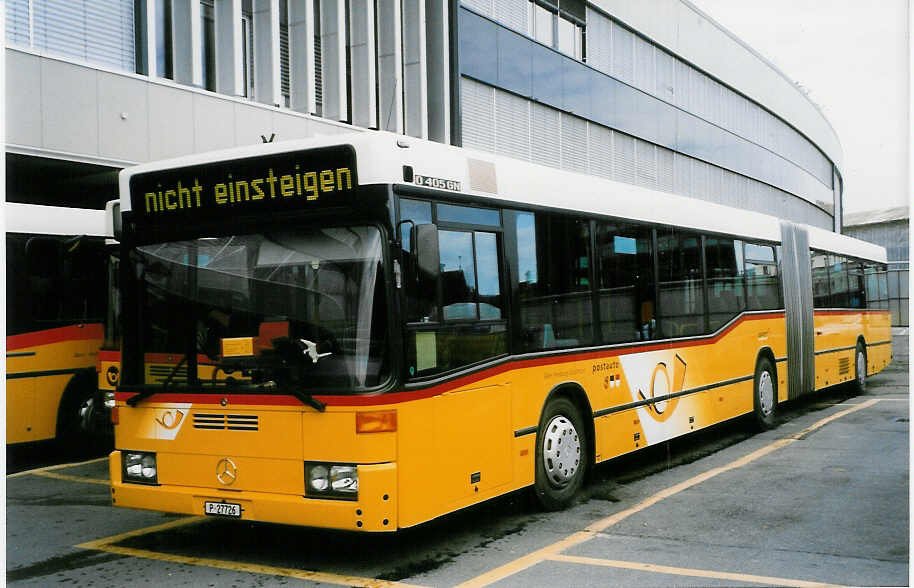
left=156, top=0, right=174, bottom=79
left=200, top=0, right=216, bottom=91
left=280, top=0, right=291, bottom=107
left=527, top=1, right=584, bottom=61
left=241, top=8, right=254, bottom=98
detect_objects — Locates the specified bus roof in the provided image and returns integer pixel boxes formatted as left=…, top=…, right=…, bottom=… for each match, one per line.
left=5, top=202, right=110, bottom=238
left=118, top=132, right=886, bottom=264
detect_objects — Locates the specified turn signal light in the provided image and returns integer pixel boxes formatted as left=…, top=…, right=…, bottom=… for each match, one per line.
left=111, top=406, right=120, bottom=425
left=356, top=410, right=397, bottom=433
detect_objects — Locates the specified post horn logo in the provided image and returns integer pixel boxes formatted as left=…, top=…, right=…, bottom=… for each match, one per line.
left=216, top=458, right=238, bottom=486
left=155, top=409, right=185, bottom=430
left=637, top=354, right=687, bottom=423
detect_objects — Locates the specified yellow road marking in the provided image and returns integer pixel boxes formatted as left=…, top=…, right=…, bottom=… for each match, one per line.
left=548, top=554, right=844, bottom=588
left=31, top=470, right=109, bottom=486
left=458, top=399, right=880, bottom=587
left=78, top=517, right=428, bottom=587
left=77, top=516, right=205, bottom=550
left=80, top=543, right=425, bottom=588
left=8, top=456, right=109, bottom=479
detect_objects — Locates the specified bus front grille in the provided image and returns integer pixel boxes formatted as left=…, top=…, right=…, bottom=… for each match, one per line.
left=193, top=413, right=259, bottom=431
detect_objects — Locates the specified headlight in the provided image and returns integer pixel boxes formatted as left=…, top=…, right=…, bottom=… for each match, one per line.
left=305, top=463, right=358, bottom=500
left=104, top=391, right=116, bottom=409
left=123, top=451, right=158, bottom=485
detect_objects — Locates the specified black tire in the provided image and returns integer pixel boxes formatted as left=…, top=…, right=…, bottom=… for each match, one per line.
left=753, top=357, right=778, bottom=431
left=533, top=396, right=588, bottom=511
left=57, top=374, right=107, bottom=449
left=851, top=342, right=867, bottom=395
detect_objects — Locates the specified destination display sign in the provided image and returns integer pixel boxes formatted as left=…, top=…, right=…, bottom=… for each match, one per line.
left=129, top=145, right=358, bottom=222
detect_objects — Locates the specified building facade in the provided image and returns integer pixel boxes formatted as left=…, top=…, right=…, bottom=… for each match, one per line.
left=6, top=0, right=843, bottom=232
left=844, top=207, right=909, bottom=326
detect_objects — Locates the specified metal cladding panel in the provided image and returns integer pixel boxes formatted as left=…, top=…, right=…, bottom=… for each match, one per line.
left=461, top=0, right=493, bottom=17
left=560, top=113, right=588, bottom=174
left=460, top=77, right=496, bottom=153
left=612, top=131, right=636, bottom=183
left=611, top=21, right=634, bottom=84
left=531, top=102, right=561, bottom=168
left=588, top=124, right=613, bottom=179
left=634, top=137, right=657, bottom=190
left=780, top=222, right=815, bottom=399
left=495, top=90, right=530, bottom=161
left=585, top=7, right=612, bottom=74
left=6, top=0, right=30, bottom=45
left=493, top=0, right=529, bottom=34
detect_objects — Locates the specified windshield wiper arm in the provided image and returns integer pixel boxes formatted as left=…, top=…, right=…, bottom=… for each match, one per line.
left=126, top=355, right=187, bottom=407
left=290, top=389, right=326, bottom=412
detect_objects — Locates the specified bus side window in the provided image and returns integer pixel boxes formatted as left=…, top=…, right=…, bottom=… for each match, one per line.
left=810, top=250, right=830, bottom=309
left=706, top=237, right=746, bottom=331
left=657, top=229, right=704, bottom=337
left=516, top=213, right=593, bottom=350
left=595, top=221, right=655, bottom=342
left=25, top=237, right=64, bottom=322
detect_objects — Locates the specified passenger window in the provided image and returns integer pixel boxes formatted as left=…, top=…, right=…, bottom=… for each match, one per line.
left=657, top=229, right=704, bottom=337
left=516, top=213, right=593, bottom=350
left=846, top=259, right=865, bottom=309
left=706, top=237, right=746, bottom=330
left=810, top=250, right=830, bottom=308
left=595, top=221, right=655, bottom=342
left=744, top=242, right=780, bottom=310
left=828, top=255, right=850, bottom=308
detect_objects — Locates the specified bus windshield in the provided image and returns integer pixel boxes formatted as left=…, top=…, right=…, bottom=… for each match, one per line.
left=129, top=226, right=389, bottom=393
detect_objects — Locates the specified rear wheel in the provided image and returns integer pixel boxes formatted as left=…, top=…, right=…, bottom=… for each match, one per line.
left=533, top=397, right=588, bottom=511
left=851, top=342, right=867, bottom=395
left=753, top=357, right=778, bottom=431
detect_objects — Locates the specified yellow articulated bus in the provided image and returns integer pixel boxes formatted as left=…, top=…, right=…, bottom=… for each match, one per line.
left=6, top=203, right=116, bottom=445
left=109, top=133, right=891, bottom=530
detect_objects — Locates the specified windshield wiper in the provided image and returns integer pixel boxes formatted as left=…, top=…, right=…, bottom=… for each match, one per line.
left=126, top=355, right=187, bottom=407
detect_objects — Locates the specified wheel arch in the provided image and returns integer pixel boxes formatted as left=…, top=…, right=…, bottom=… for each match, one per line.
left=55, top=368, right=97, bottom=437
left=541, top=382, right=596, bottom=471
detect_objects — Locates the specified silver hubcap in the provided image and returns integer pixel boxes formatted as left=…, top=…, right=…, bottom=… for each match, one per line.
left=857, top=351, right=866, bottom=387
left=758, top=371, right=774, bottom=416
left=542, top=415, right=581, bottom=487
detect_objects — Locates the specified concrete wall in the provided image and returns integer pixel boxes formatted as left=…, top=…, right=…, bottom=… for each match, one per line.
left=5, top=48, right=361, bottom=168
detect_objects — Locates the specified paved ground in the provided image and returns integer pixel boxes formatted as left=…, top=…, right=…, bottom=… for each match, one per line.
left=6, top=331, right=909, bottom=586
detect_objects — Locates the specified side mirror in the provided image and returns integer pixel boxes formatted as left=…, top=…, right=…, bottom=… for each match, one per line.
left=411, top=223, right=440, bottom=281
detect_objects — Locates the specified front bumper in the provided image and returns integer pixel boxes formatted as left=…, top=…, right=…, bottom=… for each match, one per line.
left=109, top=451, right=398, bottom=531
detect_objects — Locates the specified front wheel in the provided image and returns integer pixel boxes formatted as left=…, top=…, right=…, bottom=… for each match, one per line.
left=533, top=397, right=588, bottom=511
left=753, top=357, right=778, bottom=431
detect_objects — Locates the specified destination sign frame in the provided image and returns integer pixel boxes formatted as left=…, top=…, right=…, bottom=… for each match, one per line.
left=128, top=145, right=358, bottom=222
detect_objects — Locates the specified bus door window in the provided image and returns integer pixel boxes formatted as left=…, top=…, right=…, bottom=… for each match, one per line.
left=399, top=198, right=436, bottom=322
left=595, top=221, right=655, bottom=343
left=402, top=200, right=506, bottom=378
left=405, top=227, right=507, bottom=377
left=705, top=237, right=746, bottom=331
left=657, top=229, right=704, bottom=338
left=515, top=212, right=593, bottom=350
left=744, top=242, right=780, bottom=310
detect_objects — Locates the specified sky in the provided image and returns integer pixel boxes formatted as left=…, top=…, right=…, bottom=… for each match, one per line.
left=687, top=0, right=910, bottom=215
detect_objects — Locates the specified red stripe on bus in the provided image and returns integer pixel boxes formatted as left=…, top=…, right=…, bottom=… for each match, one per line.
left=98, top=349, right=121, bottom=361
left=115, top=311, right=786, bottom=408
left=7, top=323, right=104, bottom=351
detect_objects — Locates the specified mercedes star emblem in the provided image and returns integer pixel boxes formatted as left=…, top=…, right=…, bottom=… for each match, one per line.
left=216, top=457, right=238, bottom=486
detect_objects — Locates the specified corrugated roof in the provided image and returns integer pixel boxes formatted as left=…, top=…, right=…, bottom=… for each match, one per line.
left=843, top=206, right=910, bottom=227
